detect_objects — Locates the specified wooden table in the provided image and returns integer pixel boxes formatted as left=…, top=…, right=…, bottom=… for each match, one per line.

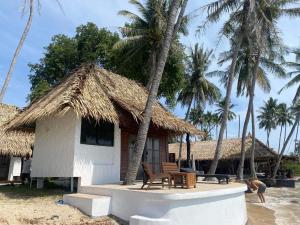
left=171, top=172, right=196, bottom=189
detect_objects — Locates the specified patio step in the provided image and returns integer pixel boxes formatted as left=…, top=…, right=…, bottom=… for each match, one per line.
left=63, top=193, right=111, bottom=217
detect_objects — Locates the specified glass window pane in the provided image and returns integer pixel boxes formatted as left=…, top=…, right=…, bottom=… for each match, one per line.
left=146, top=138, right=153, bottom=149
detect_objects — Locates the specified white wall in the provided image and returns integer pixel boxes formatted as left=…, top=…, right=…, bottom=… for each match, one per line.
left=31, top=110, right=77, bottom=177
left=73, top=117, right=121, bottom=186
left=7, top=157, right=22, bottom=181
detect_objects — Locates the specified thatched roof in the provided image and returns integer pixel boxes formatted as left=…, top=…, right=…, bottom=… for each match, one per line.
left=169, top=137, right=277, bottom=160
left=0, top=103, right=34, bottom=156
left=6, top=65, right=201, bottom=135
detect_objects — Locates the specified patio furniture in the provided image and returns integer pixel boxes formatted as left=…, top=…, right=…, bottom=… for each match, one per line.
left=141, top=162, right=171, bottom=189
left=181, top=168, right=232, bottom=184
left=161, top=162, right=196, bottom=188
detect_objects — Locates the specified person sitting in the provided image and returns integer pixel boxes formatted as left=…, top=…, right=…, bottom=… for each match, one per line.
left=246, top=178, right=267, bottom=203
left=21, top=154, right=32, bottom=184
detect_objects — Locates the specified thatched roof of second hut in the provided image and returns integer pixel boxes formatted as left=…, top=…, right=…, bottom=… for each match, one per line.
left=0, top=103, right=34, bottom=156
left=169, top=137, right=277, bottom=160
left=6, top=65, right=201, bottom=135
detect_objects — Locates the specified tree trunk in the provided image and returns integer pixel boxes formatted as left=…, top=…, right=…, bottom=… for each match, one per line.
left=146, top=50, right=157, bottom=90
left=267, top=130, right=270, bottom=147
left=186, top=133, right=191, bottom=167
left=284, top=124, right=287, bottom=143
left=237, top=50, right=260, bottom=180
left=208, top=0, right=251, bottom=175
left=124, top=0, right=187, bottom=185
left=273, top=115, right=300, bottom=178
left=225, top=125, right=228, bottom=139
left=250, top=105, right=257, bottom=178
left=0, top=0, right=34, bottom=102
left=208, top=40, right=241, bottom=174
left=278, top=125, right=283, bottom=154
left=178, top=100, right=192, bottom=168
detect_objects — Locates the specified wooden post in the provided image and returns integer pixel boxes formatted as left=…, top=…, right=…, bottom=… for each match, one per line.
left=70, top=177, right=74, bottom=192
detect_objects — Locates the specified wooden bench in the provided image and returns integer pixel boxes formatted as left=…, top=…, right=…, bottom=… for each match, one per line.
left=181, top=168, right=232, bottom=184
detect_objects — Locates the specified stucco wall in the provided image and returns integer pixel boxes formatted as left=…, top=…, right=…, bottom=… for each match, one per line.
left=7, top=157, right=22, bottom=181
left=73, top=117, right=121, bottom=186
left=31, top=110, right=77, bottom=177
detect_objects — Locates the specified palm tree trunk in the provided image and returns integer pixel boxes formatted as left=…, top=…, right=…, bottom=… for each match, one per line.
left=208, top=0, right=252, bottom=174
left=273, top=115, right=300, bottom=178
left=146, top=50, right=157, bottom=90
left=278, top=125, right=283, bottom=154
left=284, top=124, right=287, bottom=143
left=0, top=0, right=34, bottom=102
left=237, top=50, right=260, bottom=180
left=124, top=0, right=187, bottom=185
left=178, top=100, right=193, bottom=168
left=225, top=125, right=228, bottom=139
left=208, top=39, right=241, bottom=174
left=267, top=130, right=270, bottom=147
left=250, top=105, right=257, bottom=178
left=186, top=133, right=191, bottom=167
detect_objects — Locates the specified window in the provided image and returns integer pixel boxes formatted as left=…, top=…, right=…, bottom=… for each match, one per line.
left=80, top=118, right=114, bottom=146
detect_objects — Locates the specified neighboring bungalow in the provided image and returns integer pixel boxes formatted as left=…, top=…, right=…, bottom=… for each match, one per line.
left=169, top=137, right=277, bottom=175
left=6, top=65, right=201, bottom=187
left=0, top=103, right=33, bottom=181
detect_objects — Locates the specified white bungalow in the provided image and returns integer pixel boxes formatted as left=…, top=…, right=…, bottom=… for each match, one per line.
left=0, top=103, right=33, bottom=182
left=6, top=65, right=248, bottom=225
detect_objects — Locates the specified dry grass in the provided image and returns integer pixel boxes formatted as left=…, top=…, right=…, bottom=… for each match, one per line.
left=169, top=137, right=277, bottom=160
left=6, top=64, right=201, bottom=135
left=0, top=103, right=33, bottom=156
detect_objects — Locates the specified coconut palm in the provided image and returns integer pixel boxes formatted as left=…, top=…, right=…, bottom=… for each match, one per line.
left=114, top=0, right=188, bottom=90
left=215, top=99, right=236, bottom=139
left=205, top=0, right=300, bottom=175
left=276, top=103, right=294, bottom=153
left=273, top=102, right=300, bottom=178
left=124, top=0, right=188, bottom=184
left=177, top=44, right=221, bottom=167
left=0, top=0, right=34, bottom=101
left=280, top=48, right=300, bottom=103
left=257, top=98, right=278, bottom=147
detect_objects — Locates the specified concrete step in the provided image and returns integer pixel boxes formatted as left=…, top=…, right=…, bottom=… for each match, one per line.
left=63, top=193, right=111, bottom=217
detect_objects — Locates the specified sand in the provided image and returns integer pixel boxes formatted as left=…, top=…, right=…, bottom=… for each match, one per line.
left=0, top=188, right=127, bottom=225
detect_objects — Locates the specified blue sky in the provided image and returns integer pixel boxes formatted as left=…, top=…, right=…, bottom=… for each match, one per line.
left=1, top=0, right=300, bottom=153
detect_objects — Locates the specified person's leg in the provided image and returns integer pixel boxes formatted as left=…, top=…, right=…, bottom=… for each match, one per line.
left=257, top=193, right=263, bottom=203
left=21, top=173, right=25, bottom=185
left=261, top=193, right=266, bottom=203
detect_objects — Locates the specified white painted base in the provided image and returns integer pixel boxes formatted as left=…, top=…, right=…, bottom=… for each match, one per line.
left=63, top=193, right=111, bottom=217
left=79, top=183, right=248, bottom=225
left=130, top=215, right=172, bottom=225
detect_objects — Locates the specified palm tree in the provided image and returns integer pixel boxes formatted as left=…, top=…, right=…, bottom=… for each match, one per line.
left=0, top=0, right=34, bottom=101
left=280, top=48, right=300, bottom=103
left=177, top=44, right=221, bottom=167
left=114, top=0, right=187, bottom=89
left=273, top=102, right=300, bottom=178
left=205, top=0, right=300, bottom=175
left=257, top=98, right=278, bottom=147
left=124, top=0, right=188, bottom=184
left=276, top=103, right=294, bottom=153
left=215, top=99, right=236, bottom=139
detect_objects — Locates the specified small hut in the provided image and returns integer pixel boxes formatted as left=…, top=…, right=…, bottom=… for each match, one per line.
left=169, top=137, right=277, bottom=175
left=0, top=103, right=34, bottom=181
left=6, top=65, right=201, bottom=186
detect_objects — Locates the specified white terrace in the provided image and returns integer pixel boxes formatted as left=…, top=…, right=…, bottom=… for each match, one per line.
left=64, top=182, right=248, bottom=225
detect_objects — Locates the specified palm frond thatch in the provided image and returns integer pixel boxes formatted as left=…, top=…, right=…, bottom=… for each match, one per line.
left=169, top=137, right=277, bottom=160
left=0, top=103, right=33, bottom=156
left=6, top=65, right=201, bottom=135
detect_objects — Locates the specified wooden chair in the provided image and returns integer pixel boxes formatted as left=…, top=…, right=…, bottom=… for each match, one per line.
left=141, top=162, right=171, bottom=189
